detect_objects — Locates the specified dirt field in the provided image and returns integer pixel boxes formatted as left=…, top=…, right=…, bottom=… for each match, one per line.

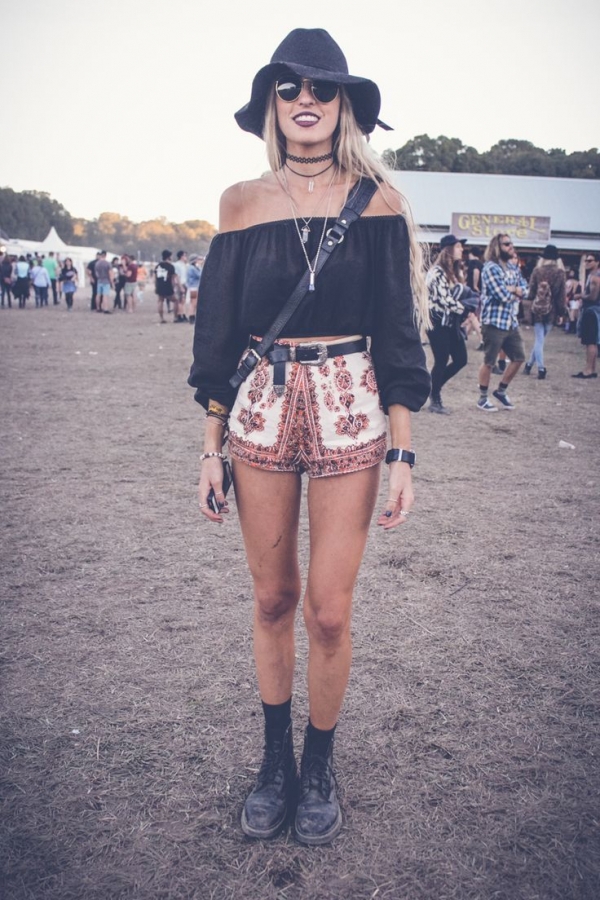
left=1, top=290, right=599, bottom=900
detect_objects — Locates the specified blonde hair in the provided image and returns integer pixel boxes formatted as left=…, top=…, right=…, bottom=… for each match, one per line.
left=263, top=86, right=430, bottom=328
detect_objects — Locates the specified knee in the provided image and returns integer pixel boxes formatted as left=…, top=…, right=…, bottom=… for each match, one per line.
left=304, top=597, right=350, bottom=648
left=254, top=586, right=299, bottom=627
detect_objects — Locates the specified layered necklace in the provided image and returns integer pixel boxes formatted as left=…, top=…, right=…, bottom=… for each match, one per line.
left=279, top=165, right=338, bottom=291
left=284, top=151, right=335, bottom=193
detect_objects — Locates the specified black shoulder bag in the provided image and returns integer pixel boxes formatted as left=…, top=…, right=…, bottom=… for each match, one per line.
left=229, top=178, right=378, bottom=391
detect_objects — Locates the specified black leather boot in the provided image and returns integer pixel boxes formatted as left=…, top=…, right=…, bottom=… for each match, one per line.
left=294, top=734, right=342, bottom=846
left=241, top=724, right=297, bottom=839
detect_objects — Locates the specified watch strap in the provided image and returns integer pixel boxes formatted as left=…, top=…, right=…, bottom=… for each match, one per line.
left=385, top=448, right=416, bottom=467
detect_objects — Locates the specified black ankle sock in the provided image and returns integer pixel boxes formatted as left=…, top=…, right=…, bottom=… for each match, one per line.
left=479, top=385, right=488, bottom=396
left=262, top=697, right=292, bottom=741
left=498, top=382, right=508, bottom=393
left=305, top=720, right=336, bottom=758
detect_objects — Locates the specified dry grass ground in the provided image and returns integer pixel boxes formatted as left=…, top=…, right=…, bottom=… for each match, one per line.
left=1, top=292, right=599, bottom=900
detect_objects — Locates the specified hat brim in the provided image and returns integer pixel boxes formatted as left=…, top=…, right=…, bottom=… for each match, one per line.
left=234, top=62, right=388, bottom=138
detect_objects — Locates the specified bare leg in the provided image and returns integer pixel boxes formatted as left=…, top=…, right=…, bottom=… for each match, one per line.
left=233, top=461, right=302, bottom=704
left=304, top=465, right=380, bottom=729
left=478, top=362, right=492, bottom=388
left=498, top=359, right=523, bottom=385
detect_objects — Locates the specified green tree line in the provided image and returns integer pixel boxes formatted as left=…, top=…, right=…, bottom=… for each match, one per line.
left=384, top=137, right=599, bottom=178
left=2, top=139, right=597, bottom=253
left=0, top=187, right=216, bottom=259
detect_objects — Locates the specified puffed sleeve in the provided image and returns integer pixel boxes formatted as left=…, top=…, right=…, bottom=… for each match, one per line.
left=370, top=217, right=431, bottom=413
left=187, top=232, right=249, bottom=410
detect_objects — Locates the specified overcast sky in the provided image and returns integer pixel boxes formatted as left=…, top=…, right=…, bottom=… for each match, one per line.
left=2, top=0, right=598, bottom=229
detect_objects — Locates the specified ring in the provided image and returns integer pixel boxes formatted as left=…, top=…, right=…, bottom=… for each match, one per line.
left=199, top=504, right=207, bottom=509
left=399, top=509, right=410, bottom=517
left=216, top=491, right=225, bottom=496
left=387, top=497, right=398, bottom=504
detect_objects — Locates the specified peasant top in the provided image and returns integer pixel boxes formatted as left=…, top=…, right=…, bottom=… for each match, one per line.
left=188, top=214, right=431, bottom=414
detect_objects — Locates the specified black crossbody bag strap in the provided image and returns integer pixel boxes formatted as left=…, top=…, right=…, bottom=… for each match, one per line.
left=229, top=177, right=378, bottom=390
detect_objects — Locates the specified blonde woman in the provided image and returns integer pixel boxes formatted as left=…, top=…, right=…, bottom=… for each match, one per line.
left=188, top=28, right=430, bottom=845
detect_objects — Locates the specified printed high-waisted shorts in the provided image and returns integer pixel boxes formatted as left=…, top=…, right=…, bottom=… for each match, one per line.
left=228, top=336, right=387, bottom=478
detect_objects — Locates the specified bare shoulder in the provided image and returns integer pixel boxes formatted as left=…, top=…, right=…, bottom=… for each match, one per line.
left=364, top=182, right=406, bottom=218
left=219, top=175, right=282, bottom=232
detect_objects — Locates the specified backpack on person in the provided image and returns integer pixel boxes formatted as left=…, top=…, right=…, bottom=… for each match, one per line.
left=531, top=280, right=552, bottom=317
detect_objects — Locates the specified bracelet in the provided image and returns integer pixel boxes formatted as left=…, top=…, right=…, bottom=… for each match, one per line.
left=206, top=411, right=228, bottom=425
left=208, top=402, right=229, bottom=417
left=199, top=451, right=226, bottom=462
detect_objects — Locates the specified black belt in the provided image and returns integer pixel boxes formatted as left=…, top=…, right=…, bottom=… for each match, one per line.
left=249, top=337, right=367, bottom=395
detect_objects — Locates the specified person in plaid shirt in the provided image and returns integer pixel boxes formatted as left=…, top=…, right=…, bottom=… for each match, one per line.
left=477, top=234, right=526, bottom=410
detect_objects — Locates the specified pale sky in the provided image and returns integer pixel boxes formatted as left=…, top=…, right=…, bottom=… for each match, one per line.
left=2, top=0, right=598, bottom=230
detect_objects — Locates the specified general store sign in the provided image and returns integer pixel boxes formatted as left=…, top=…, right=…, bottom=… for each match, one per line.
left=451, top=213, right=551, bottom=243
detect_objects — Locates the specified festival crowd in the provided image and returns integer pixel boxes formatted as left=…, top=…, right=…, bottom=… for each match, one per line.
left=1, top=239, right=598, bottom=389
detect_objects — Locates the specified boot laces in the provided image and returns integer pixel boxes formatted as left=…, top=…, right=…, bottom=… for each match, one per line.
left=256, top=741, right=287, bottom=789
left=301, top=753, right=335, bottom=798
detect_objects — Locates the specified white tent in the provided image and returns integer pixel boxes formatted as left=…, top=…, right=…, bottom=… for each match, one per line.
left=2, top=227, right=119, bottom=288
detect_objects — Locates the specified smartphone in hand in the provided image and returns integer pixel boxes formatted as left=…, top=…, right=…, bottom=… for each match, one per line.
left=207, top=460, right=233, bottom=514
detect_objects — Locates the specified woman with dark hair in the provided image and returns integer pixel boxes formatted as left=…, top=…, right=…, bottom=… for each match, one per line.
left=59, top=258, right=78, bottom=310
left=188, top=28, right=430, bottom=845
left=425, top=235, right=468, bottom=413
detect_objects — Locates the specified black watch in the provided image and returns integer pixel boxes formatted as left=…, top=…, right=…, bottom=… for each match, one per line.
left=385, top=448, right=416, bottom=468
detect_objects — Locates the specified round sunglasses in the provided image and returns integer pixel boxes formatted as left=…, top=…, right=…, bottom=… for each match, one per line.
left=275, top=77, right=340, bottom=105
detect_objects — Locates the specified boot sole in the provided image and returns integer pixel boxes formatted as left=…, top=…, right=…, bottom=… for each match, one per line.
left=294, top=807, right=343, bottom=846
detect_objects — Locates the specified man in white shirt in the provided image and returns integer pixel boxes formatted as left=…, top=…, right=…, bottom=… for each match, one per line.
left=174, top=251, right=188, bottom=322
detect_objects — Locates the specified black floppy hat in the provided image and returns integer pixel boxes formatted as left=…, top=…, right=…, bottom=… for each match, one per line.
left=234, top=28, right=392, bottom=138
left=440, top=234, right=467, bottom=250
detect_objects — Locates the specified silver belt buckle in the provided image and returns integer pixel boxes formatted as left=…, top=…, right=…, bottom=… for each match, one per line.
left=298, top=342, right=328, bottom=365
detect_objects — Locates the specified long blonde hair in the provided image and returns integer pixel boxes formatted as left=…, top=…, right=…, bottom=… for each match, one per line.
left=263, top=86, right=430, bottom=328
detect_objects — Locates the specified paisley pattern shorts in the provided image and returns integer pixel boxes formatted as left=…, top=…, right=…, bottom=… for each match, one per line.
left=228, top=336, right=387, bottom=478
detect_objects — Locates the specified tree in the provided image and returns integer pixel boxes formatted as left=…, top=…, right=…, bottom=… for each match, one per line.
left=0, top=187, right=74, bottom=241
left=386, top=135, right=487, bottom=173
left=386, top=136, right=600, bottom=179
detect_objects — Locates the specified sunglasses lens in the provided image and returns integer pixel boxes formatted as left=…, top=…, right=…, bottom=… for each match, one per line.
left=311, top=81, right=339, bottom=103
left=276, top=79, right=301, bottom=102
left=276, top=78, right=339, bottom=103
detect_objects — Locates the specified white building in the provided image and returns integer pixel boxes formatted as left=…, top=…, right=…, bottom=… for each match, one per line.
left=392, top=171, right=600, bottom=261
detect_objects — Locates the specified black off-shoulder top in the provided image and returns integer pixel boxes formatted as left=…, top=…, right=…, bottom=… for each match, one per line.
left=188, top=214, right=431, bottom=413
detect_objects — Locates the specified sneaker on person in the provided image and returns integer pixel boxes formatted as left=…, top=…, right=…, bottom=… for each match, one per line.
left=477, top=396, right=497, bottom=412
left=492, top=390, right=515, bottom=409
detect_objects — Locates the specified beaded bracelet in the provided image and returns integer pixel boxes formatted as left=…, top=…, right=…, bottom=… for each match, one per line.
left=199, top=451, right=226, bottom=462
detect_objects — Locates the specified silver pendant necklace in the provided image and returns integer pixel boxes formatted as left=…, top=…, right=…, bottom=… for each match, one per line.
left=285, top=160, right=335, bottom=194
left=281, top=166, right=337, bottom=245
left=280, top=169, right=337, bottom=291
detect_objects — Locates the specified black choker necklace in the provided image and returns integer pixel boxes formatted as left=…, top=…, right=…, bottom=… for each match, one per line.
left=285, top=151, right=334, bottom=164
